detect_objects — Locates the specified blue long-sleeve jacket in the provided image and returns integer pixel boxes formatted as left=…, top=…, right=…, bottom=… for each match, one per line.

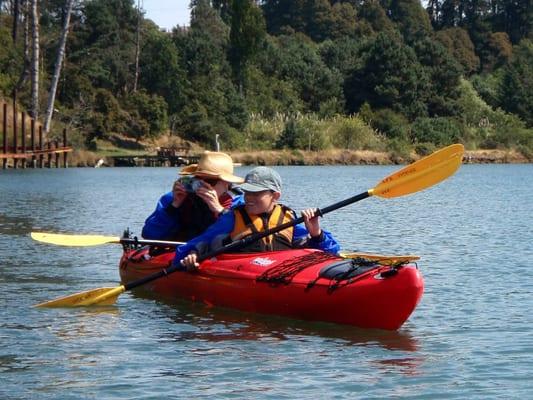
left=142, top=192, right=244, bottom=240
left=173, top=207, right=340, bottom=266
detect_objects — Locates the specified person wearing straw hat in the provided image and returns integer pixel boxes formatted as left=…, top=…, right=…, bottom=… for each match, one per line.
left=142, top=151, right=244, bottom=241
left=176, top=166, right=340, bottom=270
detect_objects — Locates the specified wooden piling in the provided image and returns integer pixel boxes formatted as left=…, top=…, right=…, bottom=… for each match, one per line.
left=13, top=101, right=17, bottom=169
left=55, top=140, right=60, bottom=168
left=31, top=119, right=36, bottom=168
left=38, top=124, right=44, bottom=168
left=63, top=128, right=68, bottom=167
left=47, top=141, right=53, bottom=168
left=21, top=112, right=26, bottom=168
left=2, top=103, right=6, bottom=169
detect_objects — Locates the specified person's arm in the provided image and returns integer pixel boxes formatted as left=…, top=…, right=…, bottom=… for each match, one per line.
left=173, top=211, right=236, bottom=267
left=293, top=209, right=341, bottom=255
left=142, top=192, right=183, bottom=239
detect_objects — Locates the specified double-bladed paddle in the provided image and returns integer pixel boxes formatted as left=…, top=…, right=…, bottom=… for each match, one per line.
left=30, top=232, right=184, bottom=247
left=35, top=144, right=464, bottom=308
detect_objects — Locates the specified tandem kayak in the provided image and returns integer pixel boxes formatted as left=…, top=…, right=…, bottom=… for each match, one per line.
left=119, top=247, right=424, bottom=330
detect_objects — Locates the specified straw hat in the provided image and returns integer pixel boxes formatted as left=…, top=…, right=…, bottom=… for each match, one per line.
left=179, top=151, right=244, bottom=183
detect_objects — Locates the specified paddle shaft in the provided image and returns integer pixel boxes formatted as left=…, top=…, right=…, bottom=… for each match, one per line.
left=124, top=191, right=372, bottom=291
left=120, top=237, right=184, bottom=247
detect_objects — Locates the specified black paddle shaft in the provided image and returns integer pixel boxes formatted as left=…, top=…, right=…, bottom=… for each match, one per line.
left=123, top=191, right=371, bottom=292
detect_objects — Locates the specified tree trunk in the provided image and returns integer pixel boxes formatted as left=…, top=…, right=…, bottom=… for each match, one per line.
left=133, top=0, right=142, bottom=92
left=29, top=0, right=39, bottom=120
left=12, top=0, right=19, bottom=41
left=12, top=1, right=31, bottom=98
left=43, top=0, right=74, bottom=133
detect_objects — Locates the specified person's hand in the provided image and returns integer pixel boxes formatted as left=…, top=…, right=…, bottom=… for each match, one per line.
left=171, top=180, right=188, bottom=208
left=195, top=181, right=224, bottom=215
left=301, top=208, right=322, bottom=239
left=180, top=251, right=199, bottom=272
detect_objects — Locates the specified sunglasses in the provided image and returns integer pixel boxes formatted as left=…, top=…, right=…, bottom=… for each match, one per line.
left=201, top=178, right=220, bottom=186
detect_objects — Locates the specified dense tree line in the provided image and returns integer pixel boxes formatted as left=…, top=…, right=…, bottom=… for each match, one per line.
left=0, top=0, right=531, bottom=157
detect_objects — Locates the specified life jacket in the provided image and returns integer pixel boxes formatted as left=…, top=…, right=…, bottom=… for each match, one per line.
left=229, top=204, right=294, bottom=252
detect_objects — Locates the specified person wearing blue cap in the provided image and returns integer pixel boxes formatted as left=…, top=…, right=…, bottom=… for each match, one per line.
left=175, top=166, right=340, bottom=270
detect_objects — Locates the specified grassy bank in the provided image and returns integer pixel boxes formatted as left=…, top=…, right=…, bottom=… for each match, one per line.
left=230, top=148, right=529, bottom=166
left=67, top=146, right=529, bottom=167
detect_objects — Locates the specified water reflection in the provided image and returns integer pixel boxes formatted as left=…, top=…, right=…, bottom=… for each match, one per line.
left=49, top=307, right=120, bottom=341
left=0, top=214, right=34, bottom=235
left=372, top=356, right=425, bottom=376
left=133, top=293, right=419, bottom=352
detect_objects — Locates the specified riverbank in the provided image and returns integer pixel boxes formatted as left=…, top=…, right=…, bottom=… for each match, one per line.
left=230, top=148, right=530, bottom=166
left=65, top=147, right=530, bottom=167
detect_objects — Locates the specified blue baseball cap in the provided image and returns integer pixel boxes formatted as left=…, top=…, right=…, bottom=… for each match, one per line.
left=240, top=167, right=282, bottom=193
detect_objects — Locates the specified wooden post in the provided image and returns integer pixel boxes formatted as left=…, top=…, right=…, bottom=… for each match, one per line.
left=21, top=112, right=26, bottom=168
left=47, top=141, right=52, bottom=168
left=63, top=128, right=68, bottom=168
left=13, top=100, right=18, bottom=169
left=31, top=119, right=36, bottom=168
left=39, top=125, right=44, bottom=168
left=2, top=103, right=7, bottom=169
left=55, top=140, right=60, bottom=168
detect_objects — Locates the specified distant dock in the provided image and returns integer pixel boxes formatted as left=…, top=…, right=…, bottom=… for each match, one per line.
left=111, top=147, right=200, bottom=167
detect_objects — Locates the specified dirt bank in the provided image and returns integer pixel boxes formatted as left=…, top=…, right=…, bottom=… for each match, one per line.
left=229, top=149, right=530, bottom=166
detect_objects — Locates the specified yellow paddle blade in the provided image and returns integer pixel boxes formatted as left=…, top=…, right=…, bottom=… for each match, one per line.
left=371, top=144, right=464, bottom=199
left=341, top=252, right=420, bottom=265
left=34, top=286, right=126, bottom=308
left=31, top=232, right=120, bottom=247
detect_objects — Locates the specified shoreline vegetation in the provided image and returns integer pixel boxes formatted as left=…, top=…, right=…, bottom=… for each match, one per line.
left=2, top=2, right=531, bottom=169
left=68, top=147, right=529, bottom=168
left=230, top=148, right=530, bottom=165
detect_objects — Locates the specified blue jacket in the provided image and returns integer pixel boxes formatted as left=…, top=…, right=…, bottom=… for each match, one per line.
left=173, top=206, right=340, bottom=266
left=142, top=192, right=245, bottom=240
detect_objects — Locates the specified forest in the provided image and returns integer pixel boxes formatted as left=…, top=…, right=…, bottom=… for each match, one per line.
left=0, top=0, right=531, bottom=161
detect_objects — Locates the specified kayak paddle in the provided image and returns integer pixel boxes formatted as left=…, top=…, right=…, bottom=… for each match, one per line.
left=30, top=232, right=184, bottom=247
left=340, top=252, right=420, bottom=264
left=35, top=143, right=464, bottom=308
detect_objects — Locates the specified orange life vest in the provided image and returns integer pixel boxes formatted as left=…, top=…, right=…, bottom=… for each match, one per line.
left=230, top=204, right=294, bottom=252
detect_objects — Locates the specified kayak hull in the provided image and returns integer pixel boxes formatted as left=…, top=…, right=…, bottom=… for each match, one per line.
left=119, top=248, right=424, bottom=330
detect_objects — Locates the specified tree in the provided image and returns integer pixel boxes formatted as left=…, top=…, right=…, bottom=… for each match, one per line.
left=435, top=27, right=480, bottom=74
left=274, top=33, right=343, bottom=112
left=262, top=0, right=307, bottom=35
left=228, top=0, right=266, bottom=94
left=344, top=32, right=429, bottom=119
left=139, top=28, right=187, bottom=114
left=29, top=0, right=39, bottom=118
left=499, top=39, right=533, bottom=127
left=43, top=0, right=74, bottom=133
left=357, top=0, right=396, bottom=35
left=386, top=0, right=433, bottom=44
left=412, top=36, right=462, bottom=116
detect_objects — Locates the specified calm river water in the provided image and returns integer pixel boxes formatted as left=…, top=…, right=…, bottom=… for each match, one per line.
left=1, top=164, right=532, bottom=399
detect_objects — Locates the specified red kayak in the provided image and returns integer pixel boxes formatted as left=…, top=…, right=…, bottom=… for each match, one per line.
left=119, top=247, right=423, bottom=330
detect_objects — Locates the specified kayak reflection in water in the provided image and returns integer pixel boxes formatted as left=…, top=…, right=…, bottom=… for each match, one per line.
left=142, top=151, right=244, bottom=242
left=177, top=166, right=340, bottom=270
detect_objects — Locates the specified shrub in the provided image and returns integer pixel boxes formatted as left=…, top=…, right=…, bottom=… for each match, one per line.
left=123, top=90, right=168, bottom=138
left=329, top=115, right=384, bottom=150
left=387, top=138, right=412, bottom=161
left=243, top=113, right=284, bottom=150
left=411, top=117, right=462, bottom=146
left=368, top=108, right=410, bottom=141
left=276, top=115, right=330, bottom=151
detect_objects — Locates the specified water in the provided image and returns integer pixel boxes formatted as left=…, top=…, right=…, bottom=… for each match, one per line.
left=1, top=164, right=532, bottom=399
